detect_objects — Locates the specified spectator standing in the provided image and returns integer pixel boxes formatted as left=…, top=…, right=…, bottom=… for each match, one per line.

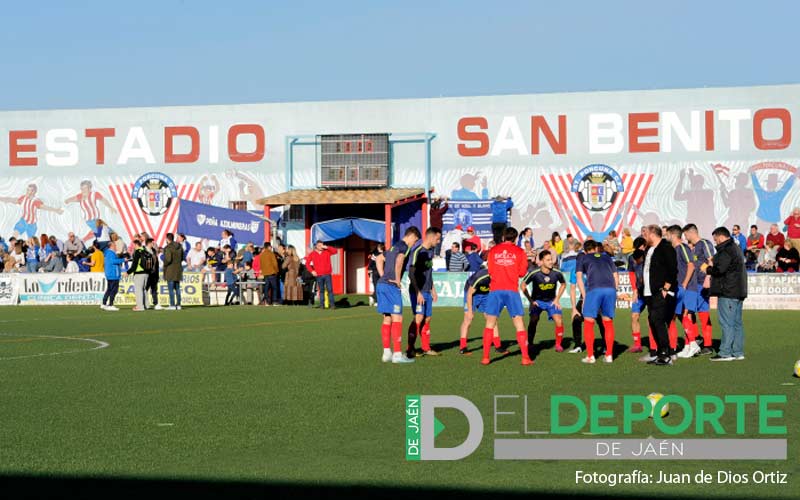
left=368, top=243, right=384, bottom=306
left=776, top=240, right=800, bottom=272
left=221, top=230, right=237, bottom=251
left=101, top=245, right=126, bottom=311
left=701, top=227, right=748, bottom=361
left=490, top=196, right=514, bottom=243
left=163, top=233, right=184, bottom=310
left=259, top=242, right=279, bottom=305
left=145, top=238, right=163, bottom=310
left=89, top=242, right=104, bottom=272
left=282, top=245, right=302, bottom=304
left=306, top=241, right=337, bottom=309
left=731, top=225, right=747, bottom=254
left=448, top=242, right=468, bottom=272
left=783, top=207, right=800, bottom=251
left=429, top=197, right=448, bottom=255
left=177, top=233, right=190, bottom=258
left=124, top=240, right=152, bottom=312
left=275, top=244, right=286, bottom=304
left=766, top=224, right=785, bottom=248
left=223, top=261, right=238, bottom=305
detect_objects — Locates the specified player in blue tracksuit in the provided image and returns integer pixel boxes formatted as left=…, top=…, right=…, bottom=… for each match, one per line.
left=576, top=241, right=619, bottom=364
left=682, top=223, right=717, bottom=356
left=407, top=228, right=443, bottom=358
left=521, top=250, right=567, bottom=355
left=375, top=226, right=421, bottom=364
left=667, top=225, right=696, bottom=359
left=568, top=241, right=606, bottom=354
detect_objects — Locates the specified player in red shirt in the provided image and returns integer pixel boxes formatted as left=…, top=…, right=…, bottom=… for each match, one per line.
left=482, top=226, right=532, bottom=365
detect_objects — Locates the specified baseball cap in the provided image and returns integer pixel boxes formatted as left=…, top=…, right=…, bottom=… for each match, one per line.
left=467, top=226, right=475, bottom=232
left=455, top=225, right=463, bottom=230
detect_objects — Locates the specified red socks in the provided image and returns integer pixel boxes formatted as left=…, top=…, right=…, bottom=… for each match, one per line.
left=602, top=319, right=615, bottom=355
left=381, top=323, right=391, bottom=349
left=682, top=315, right=698, bottom=343
left=668, top=320, right=678, bottom=350
left=460, top=337, right=468, bottom=350
left=391, top=321, right=403, bottom=352
left=493, top=335, right=501, bottom=348
left=698, top=312, right=712, bottom=346
left=632, top=330, right=642, bottom=347
left=482, top=328, right=493, bottom=360
left=555, top=325, right=564, bottom=348
left=583, top=320, right=595, bottom=358
left=420, top=323, right=431, bottom=352
left=515, top=331, right=530, bottom=361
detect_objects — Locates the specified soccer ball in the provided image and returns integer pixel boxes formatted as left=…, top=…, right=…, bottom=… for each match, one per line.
left=794, top=360, right=800, bottom=378
left=647, top=393, right=669, bottom=418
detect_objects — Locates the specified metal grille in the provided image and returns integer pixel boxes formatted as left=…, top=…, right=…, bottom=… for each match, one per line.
left=318, top=133, right=389, bottom=188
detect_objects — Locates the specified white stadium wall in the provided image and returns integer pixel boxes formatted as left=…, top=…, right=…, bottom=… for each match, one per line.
left=0, top=84, right=799, bottom=246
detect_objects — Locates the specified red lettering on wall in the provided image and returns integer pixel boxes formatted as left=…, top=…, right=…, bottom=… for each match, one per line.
left=227, top=124, right=265, bottom=162
left=84, top=128, right=116, bottom=164
left=531, top=115, right=567, bottom=155
left=165, top=126, right=200, bottom=163
left=457, top=117, right=489, bottom=156
left=704, top=110, right=715, bottom=151
left=753, top=108, right=791, bottom=150
left=9, top=130, right=37, bottom=166
left=628, top=112, right=660, bottom=153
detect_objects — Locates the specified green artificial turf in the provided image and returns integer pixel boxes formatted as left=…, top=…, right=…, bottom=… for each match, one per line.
left=0, top=304, right=797, bottom=498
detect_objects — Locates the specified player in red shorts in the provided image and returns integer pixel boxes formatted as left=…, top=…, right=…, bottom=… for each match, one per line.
left=482, top=226, right=532, bottom=366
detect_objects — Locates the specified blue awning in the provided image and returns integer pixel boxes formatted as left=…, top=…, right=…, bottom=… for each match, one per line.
left=311, top=217, right=386, bottom=243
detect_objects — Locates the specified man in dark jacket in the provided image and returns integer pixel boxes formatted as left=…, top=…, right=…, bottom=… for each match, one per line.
left=163, top=233, right=185, bottom=310
left=700, top=227, right=748, bottom=361
left=145, top=238, right=162, bottom=310
left=642, top=225, right=678, bottom=365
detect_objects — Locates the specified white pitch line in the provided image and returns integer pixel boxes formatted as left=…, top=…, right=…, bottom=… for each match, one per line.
left=0, top=333, right=109, bottom=361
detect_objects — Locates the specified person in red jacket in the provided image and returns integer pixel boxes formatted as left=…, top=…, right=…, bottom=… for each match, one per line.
left=307, top=241, right=338, bottom=309
left=481, top=226, right=532, bottom=366
left=784, top=207, right=800, bottom=251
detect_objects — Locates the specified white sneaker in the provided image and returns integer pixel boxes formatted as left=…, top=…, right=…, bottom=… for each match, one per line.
left=678, top=341, right=701, bottom=358
left=604, top=355, right=613, bottom=364
left=176, top=305, right=182, bottom=310
left=734, top=355, right=745, bottom=361
left=106, top=306, right=119, bottom=311
left=100, top=305, right=108, bottom=311
left=581, top=356, right=596, bottom=364
left=639, top=353, right=657, bottom=362
left=391, top=352, right=415, bottom=364
left=154, top=304, right=164, bottom=310
left=569, top=346, right=583, bottom=354
left=167, top=306, right=177, bottom=310
left=369, top=297, right=375, bottom=306
left=671, top=354, right=677, bottom=362
left=381, top=349, right=392, bottom=363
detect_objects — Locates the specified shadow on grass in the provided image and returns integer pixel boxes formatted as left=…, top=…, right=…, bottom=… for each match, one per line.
left=0, top=474, right=756, bottom=499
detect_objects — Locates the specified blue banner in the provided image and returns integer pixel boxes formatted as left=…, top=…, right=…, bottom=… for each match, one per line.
left=177, top=199, right=264, bottom=241
left=441, top=200, right=493, bottom=239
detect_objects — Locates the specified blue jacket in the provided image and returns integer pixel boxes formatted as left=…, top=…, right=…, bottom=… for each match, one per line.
left=734, top=233, right=747, bottom=254
left=491, top=199, right=514, bottom=223
left=103, top=248, right=126, bottom=280
left=466, top=252, right=484, bottom=273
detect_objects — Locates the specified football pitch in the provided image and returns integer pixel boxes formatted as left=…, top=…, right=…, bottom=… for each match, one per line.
left=0, top=303, right=797, bottom=499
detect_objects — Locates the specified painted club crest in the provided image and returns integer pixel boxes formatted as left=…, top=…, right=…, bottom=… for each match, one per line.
left=571, top=164, right=624, bottom=212
left=132, top=172, right=178, bottom=216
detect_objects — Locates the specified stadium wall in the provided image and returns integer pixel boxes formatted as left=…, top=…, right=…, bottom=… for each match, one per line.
left=1, top=84, right=799, bottom=248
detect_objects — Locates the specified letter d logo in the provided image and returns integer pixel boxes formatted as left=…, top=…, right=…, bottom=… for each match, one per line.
left=406, top=395, right=483, bottom=461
